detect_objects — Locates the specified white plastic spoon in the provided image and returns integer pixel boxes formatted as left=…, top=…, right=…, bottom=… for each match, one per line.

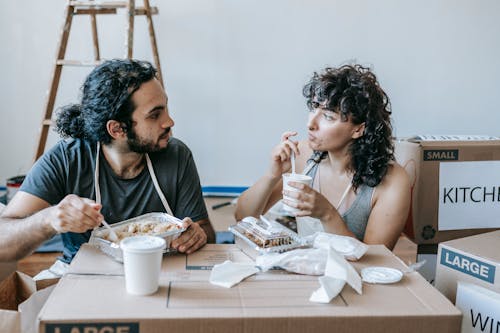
left=101, top=220, right=119, bottom=242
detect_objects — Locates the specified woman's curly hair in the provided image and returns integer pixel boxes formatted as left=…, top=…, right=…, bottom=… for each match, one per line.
left=303, top=64, right=394, bottom=191
left=55, top=59, right=157, bottom=144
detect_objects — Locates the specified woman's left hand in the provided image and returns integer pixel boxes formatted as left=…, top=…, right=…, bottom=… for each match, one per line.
left=282, top=182, right=335, bottom=219
left=171, top=217, right=208, bottom=254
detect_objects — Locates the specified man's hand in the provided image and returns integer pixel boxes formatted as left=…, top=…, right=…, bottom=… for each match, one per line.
left=171, top=217, right=208, bottom=254
left=47, top=194, right=103, bottom=233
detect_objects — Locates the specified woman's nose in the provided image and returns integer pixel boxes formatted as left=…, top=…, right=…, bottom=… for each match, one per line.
left=307, top=113, right=318, bottom=130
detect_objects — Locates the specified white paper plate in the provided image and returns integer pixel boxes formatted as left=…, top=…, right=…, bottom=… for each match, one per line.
left=361, top=266, right=403, bottom=284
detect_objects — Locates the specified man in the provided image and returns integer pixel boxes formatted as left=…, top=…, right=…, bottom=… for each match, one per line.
left=0, top=59, right=215, bottom=264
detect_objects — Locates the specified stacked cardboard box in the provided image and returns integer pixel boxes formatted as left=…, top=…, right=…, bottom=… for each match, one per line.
left=395, top=136, right=500, bottom=244
left=395, top=136, right=500, bottom=282
left=435, top=230, right=500, bottom=333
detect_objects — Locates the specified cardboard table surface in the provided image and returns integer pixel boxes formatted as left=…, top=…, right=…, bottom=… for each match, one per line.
left=38, top=244, right=461, bottom=333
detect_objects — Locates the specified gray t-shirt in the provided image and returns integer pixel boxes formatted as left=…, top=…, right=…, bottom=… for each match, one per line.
left=21, top=138, right=208, bottom=263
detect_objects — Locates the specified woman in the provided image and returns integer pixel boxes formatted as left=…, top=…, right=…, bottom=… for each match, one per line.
left=235, top=64, right=410, bottom=250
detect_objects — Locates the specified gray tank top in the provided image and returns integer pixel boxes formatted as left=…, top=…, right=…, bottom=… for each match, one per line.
left=305, top=152, right=374, bottom=240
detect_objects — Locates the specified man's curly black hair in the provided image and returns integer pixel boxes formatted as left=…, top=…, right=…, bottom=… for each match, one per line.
left=55, top=59, right=157, bottom=144
left=303, top=64, right=394, bottom=191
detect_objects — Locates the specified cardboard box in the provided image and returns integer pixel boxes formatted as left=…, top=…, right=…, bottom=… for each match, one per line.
left=38, top=244, right=461, bottom=333
left=455, top=282, right=500, bottom=333
left=435, top=230, right=500, bottom=303
left=0, top=271, right=56, bottom=333
left=395, top=135, right=500, bottom=244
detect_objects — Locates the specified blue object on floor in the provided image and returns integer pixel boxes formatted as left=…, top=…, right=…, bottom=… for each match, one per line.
left=216, top=231, right=234, bottom=244
left=35, top=234, right=65, bottom=252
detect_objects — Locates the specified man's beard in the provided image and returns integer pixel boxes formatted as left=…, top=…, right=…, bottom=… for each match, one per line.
left=127, top=128, right=170, bottom=153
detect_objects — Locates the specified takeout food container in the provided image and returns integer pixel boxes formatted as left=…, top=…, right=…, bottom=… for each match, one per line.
left=89, top=212, right=185, bottom=263
left=228, top=216, right=308, bottom=259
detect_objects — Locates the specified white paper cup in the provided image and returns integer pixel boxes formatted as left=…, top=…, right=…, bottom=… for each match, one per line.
left=120, top=236, right=166, bottom=295
left=282, top=173, right=313, bottom=214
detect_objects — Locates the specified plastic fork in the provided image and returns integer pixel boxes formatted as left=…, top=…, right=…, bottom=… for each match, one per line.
left=101, top=220, right=119, bottom=242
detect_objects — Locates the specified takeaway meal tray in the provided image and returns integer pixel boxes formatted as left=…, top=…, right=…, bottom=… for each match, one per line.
left=90, top=212, right=185, bottom=263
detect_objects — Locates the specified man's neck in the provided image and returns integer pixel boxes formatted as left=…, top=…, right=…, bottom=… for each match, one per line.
left=101, top=143, right=146, bottom=179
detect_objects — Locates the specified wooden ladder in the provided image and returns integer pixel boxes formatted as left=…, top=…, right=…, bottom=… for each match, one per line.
left=34, top=0, right=163, bottom=161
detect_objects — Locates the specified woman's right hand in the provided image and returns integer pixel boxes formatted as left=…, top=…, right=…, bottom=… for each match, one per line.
left=269, top=131, right=299, bottom=178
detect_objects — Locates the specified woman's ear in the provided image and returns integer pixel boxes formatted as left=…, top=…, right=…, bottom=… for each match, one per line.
left=106, top=120, right=126, bottom=139
left=352, top=122, right=365, bottom=139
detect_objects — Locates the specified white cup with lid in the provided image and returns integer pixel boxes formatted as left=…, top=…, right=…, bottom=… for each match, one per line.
left=120, top=235, right=166, bottom=295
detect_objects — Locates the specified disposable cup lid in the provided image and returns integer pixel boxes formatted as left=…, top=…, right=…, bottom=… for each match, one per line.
left=120, top=235, right=166, bottom=253
left=283, top=173, right=312, bottom=181
left=361, top=266, right=403, bottom=284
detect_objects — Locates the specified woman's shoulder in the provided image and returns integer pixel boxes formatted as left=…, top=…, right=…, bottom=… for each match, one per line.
left=376, top=162, right=411, bottom=193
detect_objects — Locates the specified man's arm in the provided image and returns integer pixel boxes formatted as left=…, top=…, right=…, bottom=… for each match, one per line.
left=0, top=192, right=55, bottom=261
left=0, top=191, right=104, bottom=261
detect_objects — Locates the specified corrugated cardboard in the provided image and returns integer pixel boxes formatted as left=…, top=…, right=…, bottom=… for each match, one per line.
left=38, top=244, right=461, bottom=333
left=455, top=282, right=500, bottom=333
left=395, top=136, right=500, bottom=244
left=0, top=271, right=56, bottom=333
left=435, top=230, right=500, bottom=303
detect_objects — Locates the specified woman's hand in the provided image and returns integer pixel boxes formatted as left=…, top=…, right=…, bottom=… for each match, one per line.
left=282, top=182, right=336, bottom=220
left=269, top=131, right=299, bottom=178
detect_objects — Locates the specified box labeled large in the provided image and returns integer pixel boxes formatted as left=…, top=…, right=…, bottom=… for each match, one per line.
left=38, top=244, right=461, bottom=333
left=395, top=135, right=500, bottom=244
left=435, top=230, right=500, bottom=303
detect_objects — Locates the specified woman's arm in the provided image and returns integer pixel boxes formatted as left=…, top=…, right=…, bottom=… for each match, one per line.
left=362, top=164, right=411, bottom=250
left=235, top=131, right=302, bottom=221
left=235, top=174, right=283, bottom=221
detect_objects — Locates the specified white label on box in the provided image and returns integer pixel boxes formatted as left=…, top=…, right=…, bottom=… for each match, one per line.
left=455, top=282, right=500, bottom=333
left=438, top=161, right=500, bottom=230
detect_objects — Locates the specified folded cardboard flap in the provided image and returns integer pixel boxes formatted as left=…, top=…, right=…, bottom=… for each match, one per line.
left=0, top=271, right=58, bottom=333
left=0, top=271, right=36, bottom=311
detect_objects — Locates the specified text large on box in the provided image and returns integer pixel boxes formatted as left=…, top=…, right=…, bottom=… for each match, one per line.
left=439, top=161, right=500, bottom=231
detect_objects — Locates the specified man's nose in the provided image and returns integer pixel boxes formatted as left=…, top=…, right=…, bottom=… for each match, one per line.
left=162, top=113, right=174, bottom=128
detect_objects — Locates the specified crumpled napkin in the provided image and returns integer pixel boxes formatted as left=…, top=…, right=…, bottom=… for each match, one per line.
left=256, top=248, right=327, bottom=275
left=209, top=260, right=260, bottom=288
left=312, top=232, right=368, bottom=261
left=310, top=245, right=362, bottom=303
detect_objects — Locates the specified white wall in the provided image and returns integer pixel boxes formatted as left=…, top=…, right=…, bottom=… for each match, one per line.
left=1, top=0, right=500, bottom=188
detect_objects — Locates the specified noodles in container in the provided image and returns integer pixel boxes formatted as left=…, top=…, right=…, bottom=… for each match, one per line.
left=90, top=212, right=185, bottom=263
left=228, top=216, right=308, bottom=259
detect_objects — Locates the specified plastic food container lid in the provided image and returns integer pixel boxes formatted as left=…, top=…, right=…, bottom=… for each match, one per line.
left=361, top=267, right=403, bottom=284
left=120, top=236, right=166, bottom=254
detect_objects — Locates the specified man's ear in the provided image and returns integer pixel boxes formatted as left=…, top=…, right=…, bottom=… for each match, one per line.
left=352, top=122, right=365, bottom=139
left=106, top=120, right=126, bottom=139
